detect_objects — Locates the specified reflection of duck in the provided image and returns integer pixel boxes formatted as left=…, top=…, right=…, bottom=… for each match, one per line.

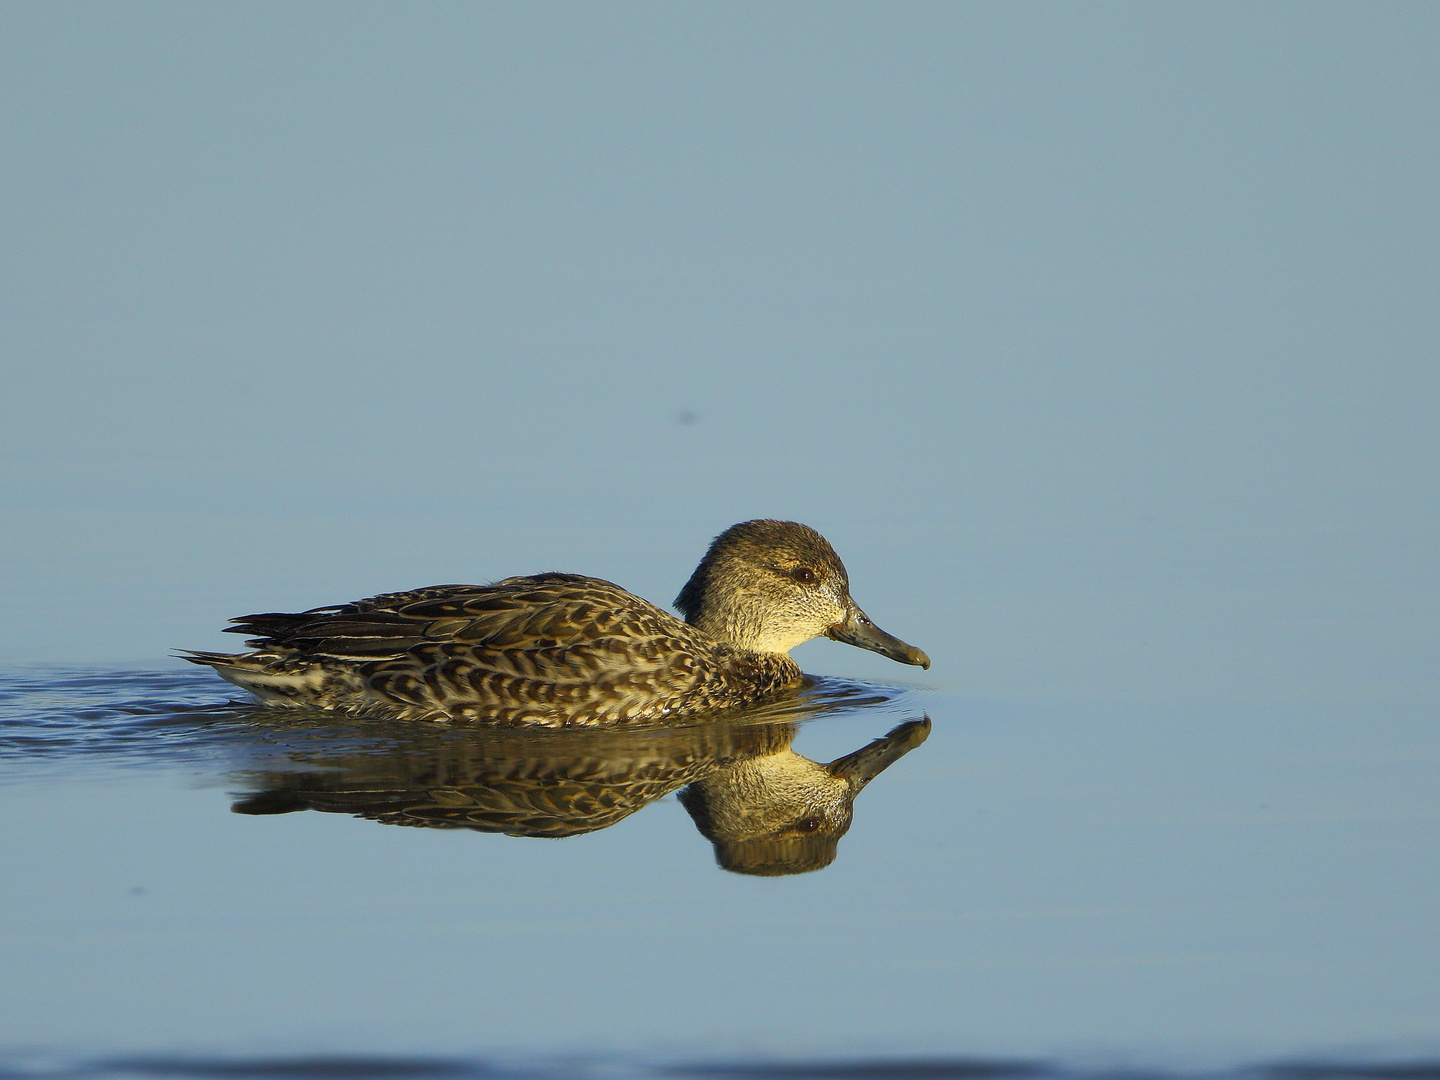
left=230, top=690, right=929, bottom=874
left=184, top=521, right=928, bottom=725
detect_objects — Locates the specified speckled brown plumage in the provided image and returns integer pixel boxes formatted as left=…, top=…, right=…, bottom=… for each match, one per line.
left=182, top=520, right=929, bottom=725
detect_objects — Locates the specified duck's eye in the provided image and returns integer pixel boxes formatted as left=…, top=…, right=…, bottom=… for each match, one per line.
left=797, top=816, right=821, bottom=832
left=791, top=567, right=816, bottom=585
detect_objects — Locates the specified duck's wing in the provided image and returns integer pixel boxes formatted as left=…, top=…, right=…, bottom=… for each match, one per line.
left=226, top=574, right=690, bottom=661
left=373, top=575, right=723, bottom=722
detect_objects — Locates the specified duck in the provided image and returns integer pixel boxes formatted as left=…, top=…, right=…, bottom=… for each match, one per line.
left=181, top=519, right=930, bottom=725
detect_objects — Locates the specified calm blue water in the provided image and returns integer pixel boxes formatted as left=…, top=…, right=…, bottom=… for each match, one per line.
left=3, top=667, right=1436, bottom=1077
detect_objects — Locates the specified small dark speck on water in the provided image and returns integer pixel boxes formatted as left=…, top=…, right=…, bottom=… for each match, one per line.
left=677, top=409, right=698, bottom=425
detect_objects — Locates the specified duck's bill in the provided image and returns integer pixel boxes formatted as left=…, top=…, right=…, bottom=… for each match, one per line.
left=827, top=717, right=932, bottom=793
left=826, top=603, right=931, bottom=669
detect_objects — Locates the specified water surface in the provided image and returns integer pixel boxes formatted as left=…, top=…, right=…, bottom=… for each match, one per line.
left=3, top=668, right=1435, bottom=1075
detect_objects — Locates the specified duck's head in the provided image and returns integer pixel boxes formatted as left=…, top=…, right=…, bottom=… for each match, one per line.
left=674, top=520, right=930, bottom=668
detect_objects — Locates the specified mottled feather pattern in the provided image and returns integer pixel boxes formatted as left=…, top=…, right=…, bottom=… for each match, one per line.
left=203, top=574, right=801, bottom=725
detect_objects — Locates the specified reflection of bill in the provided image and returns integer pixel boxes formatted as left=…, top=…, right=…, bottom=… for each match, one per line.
left=230, top=689, right=929, bottom=876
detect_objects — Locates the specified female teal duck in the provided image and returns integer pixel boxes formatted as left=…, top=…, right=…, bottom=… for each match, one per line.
left=183, top=520, right=929, bottom=725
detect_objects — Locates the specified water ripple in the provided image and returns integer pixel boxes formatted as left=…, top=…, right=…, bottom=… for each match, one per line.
left=0, top=665, right=922, bottom=781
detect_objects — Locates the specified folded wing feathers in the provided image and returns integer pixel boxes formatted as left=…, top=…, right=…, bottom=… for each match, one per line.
left=217, top=577, right=699, bottom=679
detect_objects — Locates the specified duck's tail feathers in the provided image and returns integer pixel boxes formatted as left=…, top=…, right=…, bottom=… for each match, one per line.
left=176, top=649, right=244, bottom=669
left=177, top=649, right=346, bottom=706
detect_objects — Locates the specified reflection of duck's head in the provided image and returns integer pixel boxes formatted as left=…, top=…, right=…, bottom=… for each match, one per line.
left=679, top=718, right=931, bottom=876
left=676, top=520, right=930, bottom=667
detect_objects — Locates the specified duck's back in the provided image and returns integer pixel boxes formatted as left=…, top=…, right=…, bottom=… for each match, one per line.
left=193, top=573, right=801, bottom=724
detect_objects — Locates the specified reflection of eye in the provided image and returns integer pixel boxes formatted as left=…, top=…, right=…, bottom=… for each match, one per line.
left=797, top=817, right=821, bottom=832
left=791, top=567, right=816, bottom=584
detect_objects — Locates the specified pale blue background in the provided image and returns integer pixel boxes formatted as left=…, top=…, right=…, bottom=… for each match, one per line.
left=1, top=2, right=1438, bottom=1071
left=3, top=1, right=1436, bottom=705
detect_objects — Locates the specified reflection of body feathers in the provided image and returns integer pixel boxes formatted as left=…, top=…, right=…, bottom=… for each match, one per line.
left=184, top=521, right=928, bottom=725
left=237, top=773, right=699, bottom=838
left=234, top=718, right=795, bottom=838
left=231, top=694, right=930, bottom=873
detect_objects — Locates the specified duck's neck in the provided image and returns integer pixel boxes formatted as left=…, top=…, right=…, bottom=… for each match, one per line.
left=704, top=644, right=803, bottom=705
left=686, top=603, right=815, bottom=656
